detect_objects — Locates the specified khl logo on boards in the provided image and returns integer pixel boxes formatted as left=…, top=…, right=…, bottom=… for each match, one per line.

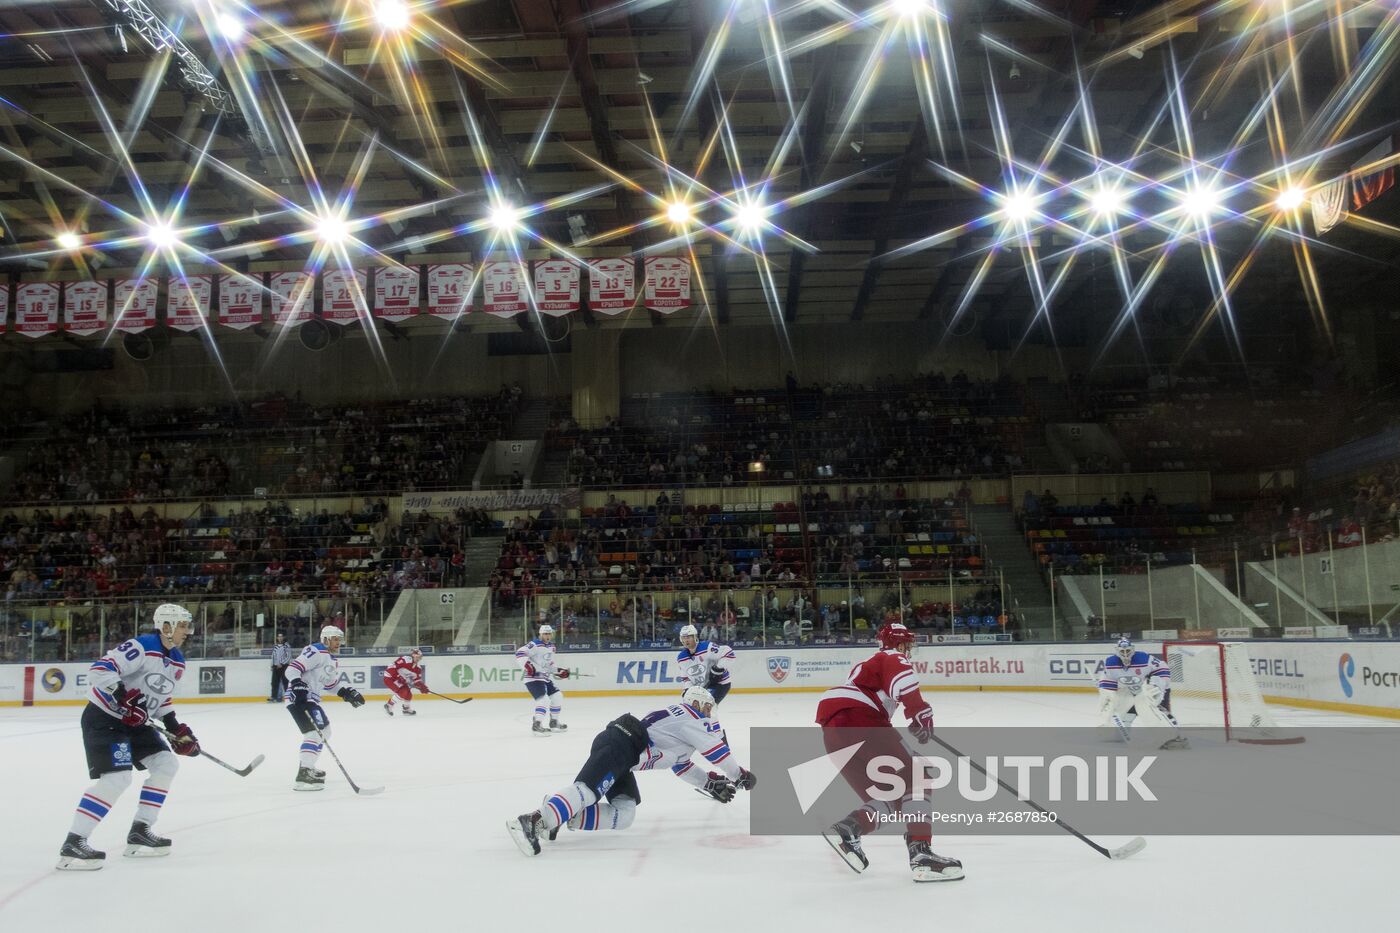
left=767, top=656, right=791, bottom=683
left=1339, top=653, right=1355, bottom=697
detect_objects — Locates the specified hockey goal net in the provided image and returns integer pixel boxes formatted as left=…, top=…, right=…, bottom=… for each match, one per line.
left=1161, top=641, right=1304, bottom=745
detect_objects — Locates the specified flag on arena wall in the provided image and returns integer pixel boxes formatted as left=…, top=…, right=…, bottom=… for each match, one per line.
left=1351, top=134, right=1396, bottom=212
left=587, top=257, right=634, bottom=313
left=1310, top=177, right=1348, bottom=235
left=533, top=259, right=580, bottom=316
left=218, top=272, right=262, bottom=330
left=426, top=263, right=474, bottom=318
left=270, top=271, right=314, bottom=325
left=374, top=265, right=420, bottom=322
left=15, top=282, right=60, bottom=337
left=0, top=282, right=8, bottom=331
left=643, top=256, right=690, bottom=312
left=63, top=280, right=108, bottom=336
left=481, top=260, right=527, bottom=317
left=166, top=274, right=212, bottom=332
left=113, top=278, right=158, bottom=333
left=322, top=268, right=368, bottom=325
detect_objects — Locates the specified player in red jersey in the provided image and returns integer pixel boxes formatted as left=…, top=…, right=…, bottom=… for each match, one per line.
left=382, top=648, right=429, bottom=717
left=815, top=622, right=963, bottom=883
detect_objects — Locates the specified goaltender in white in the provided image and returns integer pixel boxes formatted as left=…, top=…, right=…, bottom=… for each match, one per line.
left=1095, top=638, right=1189, bottom=749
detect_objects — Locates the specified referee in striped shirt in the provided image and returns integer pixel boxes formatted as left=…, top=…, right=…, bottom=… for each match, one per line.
left=269, top=633, right=293, bottom=702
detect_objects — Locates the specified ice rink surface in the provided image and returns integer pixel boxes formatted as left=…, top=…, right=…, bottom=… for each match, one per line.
left=2, top=689, right=1393, bottom=932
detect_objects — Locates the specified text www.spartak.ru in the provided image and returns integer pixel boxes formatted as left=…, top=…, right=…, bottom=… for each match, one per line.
left=912, top=658, right=1025, bottom=678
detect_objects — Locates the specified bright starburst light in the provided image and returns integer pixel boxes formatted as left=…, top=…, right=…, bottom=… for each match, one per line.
left=666, top=201, right=692, bottom=226
left=374, top=0, right=411, bottom=33
left=1274, top=187, right=1305, bottom=211
left=315, top=214, right=350, bottom=245
left=55, top=231, right=82, bottom=251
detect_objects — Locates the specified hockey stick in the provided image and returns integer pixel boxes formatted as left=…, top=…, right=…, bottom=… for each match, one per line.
left=426, top=689, right=474, bottom=705
left=155, top=726, right=265, bottom=777
left=929, top=735, right=1146, bottom=861
left=307, top=723, right=384, bottom=796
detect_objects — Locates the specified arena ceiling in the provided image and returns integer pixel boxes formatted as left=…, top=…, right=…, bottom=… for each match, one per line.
left=0, top=0, right=1396, bottom=352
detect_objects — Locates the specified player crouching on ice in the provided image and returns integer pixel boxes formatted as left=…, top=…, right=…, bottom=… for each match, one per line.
left=1096, top=638, right=1189, bottom=750
left=816, top=622, right=963, bottom=884
left=506, top=687, right=757, bottom=856
left=676, top=623, right=735, bottom=704
left=515, top=624, right=570, bottom=736
left=383, top=647, right=428, bottom=716
left=285, top=625, right=367, bottom=790
left=57, top=603, right=201, bottom=870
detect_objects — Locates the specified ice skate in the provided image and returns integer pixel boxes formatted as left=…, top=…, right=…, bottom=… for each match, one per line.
left=549, top=718, right=567, bottom=732
left=401, top=707, right=417, bottom=716
left=56, top=833, right=105, bottom=871
left=506, top=811, right=544, bottom=856
left=124, top=821, right=172, bottom=858
left=383, top=701, right=394, bottom=716
left=1159, top=735, right=1190, bottom=750
left=294, top=766, right=325, bottom=791
left=908, top=840, right=963, bottom=883
left=532, top=721, right=553, bottom=737
left=822, top=818, right=868, bottom=873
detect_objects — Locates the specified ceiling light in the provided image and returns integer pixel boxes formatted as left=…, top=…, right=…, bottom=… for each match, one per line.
left=56, top=231, right=82, bottom=251
left=145, top=222, right=177, bottom=250
left=374, top=0, right=411, bottom=32
left=891, top=0, right=927, bottom=17
left=1274, top=187, right=1305, bottom=212
left=489, top=203, right=520, bottom=233
left=666, top=201, right=692, bottom=225
left=734, top=201, right=767, bottom=234
left=1088, top=186, right=1126, bottom=217
left=1180, top=185, right=1220, bottom=218
left=1000, top=189, right=1036, bottom=222
left=216, top=12, right=244, bottom=42
left=315, top=214, right=349, bottom=244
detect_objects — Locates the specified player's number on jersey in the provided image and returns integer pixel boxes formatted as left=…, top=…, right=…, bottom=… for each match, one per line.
left=118, top=641, right=141, bottom=661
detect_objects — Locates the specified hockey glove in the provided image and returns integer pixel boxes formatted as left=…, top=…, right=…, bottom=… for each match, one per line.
left=909, top=707, right=934, bottom=745
left=701, top=774, right=737, bottom=803
left=735, top=768, right=758, bottom=792
left=556, top=668, right=570, bottom=679
left=114, top=686, right=149, bottom=727
left=417, top=682, right=430, bottom=694
left=337, top=686, right=366, bottom=708
left=524, top=662, right=538, bottom=677
left=288, top=682, right=310, bottom=708
left=168, top=722, right=200, bottom=757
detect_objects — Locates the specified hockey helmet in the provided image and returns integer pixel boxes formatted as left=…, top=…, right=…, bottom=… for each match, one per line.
left=321, top=625, right=345, bottom=646
left=681, top=686, right=716, bottom=716
left=1115, top=638, right=1135, bottom=664
left=152, top=602, right=192, bottom=631
left=679, top=623, right=699, bottom=649
left=877, top=621, right=916, bottom=654
left=538, top=624, right=555, bottom=641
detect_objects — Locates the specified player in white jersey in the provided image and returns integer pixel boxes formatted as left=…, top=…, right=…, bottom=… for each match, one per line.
left=1096, top=638, right=1189, bottom=749
left=506, top=687, right=757, bottom=856
left=676, top=624, right=735, bottom=704
left=515, top=624, right=570, bottom=736
left=284, top=625, right=367, bottom=790
left=57, top=603, right=202, bottom=870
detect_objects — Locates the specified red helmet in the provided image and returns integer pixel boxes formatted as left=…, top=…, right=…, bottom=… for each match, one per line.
left=877, top=622, right=915, bottom=652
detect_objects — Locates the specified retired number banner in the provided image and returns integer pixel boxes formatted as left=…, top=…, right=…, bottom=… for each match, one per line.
left=64, top=280, right=108, bottom=336
left=644, top=257, right=690, bottom=312
left=426, top=263, right=473, bottom=319
left=374, top=265, right=420, bottom=322
left=482, top=260, right=527, bottom=317
left=587, top=258, right=634, bottom=314
left=270, top=271, right=314, bottom=325
left=322, top=268, right=367, bottom=325
left=0, top=282, right=8, bottom=332
left=15, top=282, right=60, bottom=337
left=113, top=279, right=158, bottom=333
left=218, top=273, right=262, bottom=330
left=534, top=260, right=580, bottom=316
left=167, top=275, right=212, bottom=332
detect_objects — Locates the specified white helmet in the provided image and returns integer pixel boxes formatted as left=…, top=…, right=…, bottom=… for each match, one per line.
left=679, top=624, right=698, bottom=638
left=152, top=603, right=192, bottom=631
left=1115, top=637, right=1134, bottom=664
left=321, top=625, right=345, bottom=644
left=681, top=686, right=715, bottom=716
left=539, top=624, right=554, bottom=636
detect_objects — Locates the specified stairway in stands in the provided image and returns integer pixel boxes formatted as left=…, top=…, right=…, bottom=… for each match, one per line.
left=971, top=504, right=1057, bottom=637
left=461, top=535, right=505, bottom=587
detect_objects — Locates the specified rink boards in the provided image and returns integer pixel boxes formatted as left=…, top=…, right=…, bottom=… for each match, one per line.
left=3, top=640, right=1397, bottom=718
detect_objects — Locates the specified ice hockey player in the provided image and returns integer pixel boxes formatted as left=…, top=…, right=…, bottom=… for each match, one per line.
left=676, top=623, right=736, bottom=704
left=56, top=603, right=201, bottom=870
left=1096, top=637, right=1189, bottom=749
left=382, top=647, right=429, bottom=716
left=815, top=621, right=963, bottom=883
left=285, top=625, right=366, bottom=790
left=505, top=686, right=756, bottom=856
left=515, top=624, right=570, bottom=736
